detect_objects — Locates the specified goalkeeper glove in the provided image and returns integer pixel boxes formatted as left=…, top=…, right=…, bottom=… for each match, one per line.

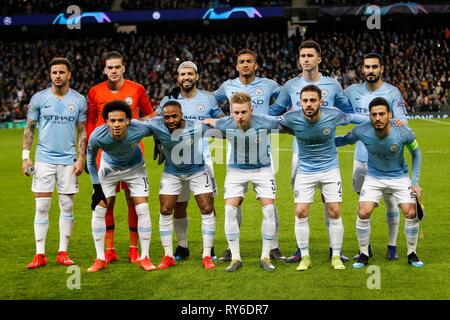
left=91, top=184, right=107, bottom=210
left=153, top=136, right=166, bottom=165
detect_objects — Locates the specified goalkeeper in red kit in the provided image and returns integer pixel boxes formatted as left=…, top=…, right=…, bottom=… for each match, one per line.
left=86, top=51, right=153, bottom=264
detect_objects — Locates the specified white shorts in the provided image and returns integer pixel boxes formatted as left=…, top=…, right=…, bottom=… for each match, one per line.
left=359, top=175, right=416, bottom=205
left=159, top=170, right=213, bottom=196
left=352, top=160, right=368, bottom=193
left=224, top=166, right=276, bottom=200
left=177, top=140, right=216, bottom=202
left=294, top=168, right=342, bottom=203
left=99, top=160, right=149, bottom=198
left=32, top=162, right=79, bottom=194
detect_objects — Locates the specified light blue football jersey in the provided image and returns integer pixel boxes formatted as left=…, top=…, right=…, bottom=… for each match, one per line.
left=270, top=74, right=353, bottom=116
left=87, top=120, right=152, bottom=184
left=215, top=114, right=280, bottom=170
left=336, top=121, right=420, bottom=184
left=27, top=88, right=87, bottom=165
left=157, top=89, right=224, bottom=120
left=280, top=107, right=367, bottom=174
left=214, top=77, right=280, bottom=115
left=145, top=117, right=208, bottom=177
left=344, top=82, right=408, bottom=162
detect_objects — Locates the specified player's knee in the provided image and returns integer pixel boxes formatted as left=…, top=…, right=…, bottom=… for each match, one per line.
left=59, top=194, right=74, bottom=214
left=35, top=197, right=51, bottom=216
left=358, top=208, right=372, bottom=220
left=160, top=206, right=174, bottom=216
left=262, top=204, right=276, bottom=221
left=327, top=205, right=341, bottom=219
left=403, top=207, right=417, bottom=220
left=295, top=207, right=309, bottom=219
left=200, top=203, right=214, bottom=215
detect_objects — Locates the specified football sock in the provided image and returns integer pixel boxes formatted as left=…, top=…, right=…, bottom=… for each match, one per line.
left=270, top=206, right=280, bottom=250
left=174, top=216, right=189, bottom=248
left=159, top=213, right=173, bottom=257
left=92, top=205, right=107, bottom=260
left=135, top=203, right=151, bottom=259
left=356, top=216, right=371, bottom=257
left=58, top=194, right=74, bottom=252
left=225, top=205, right=241, bottom=261
left=128, top=203, right=139, bottom=248
left=105, top=207, right=115, bottom=250
left=405, top=218, right=420, bottom=255
left=34, top=197, right=51, bottom=254
left=295, top=216, right=310, bottom=257
left=328, top=217, right=344, bottom=257
left=201, top=212, right=215, bottom=258
left=384, top=193, right=400, bottom=247
left=261, top=204, right=276, bottom=259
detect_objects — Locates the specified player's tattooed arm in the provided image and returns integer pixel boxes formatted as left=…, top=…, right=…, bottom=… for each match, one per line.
left=22, top=119, right=36, bottom=176
left=74, top=121, right=87, bottom=176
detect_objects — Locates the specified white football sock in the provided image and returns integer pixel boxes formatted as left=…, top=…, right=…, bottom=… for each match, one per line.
left=58, top=194, right=74, bottom=252
left=356, top=216, right=371, bottom=257
left=201, top=212, right=215, bottom=258
left=295, top=216, right=310, bottom=257
left=270, top=206, right=280, bottom=250
left=261, top=205, right=276, bottom=259
left=136, top=203, right=151, bottom=259
left=34, top=197, right=51, bottom=254
left=225, top=205, right=240, bottom=261
left=92, top=205, right=107, bottom=260
left=384, top=193, right=400, bottom=247
left=328, top=217, right=344, bottom=257
left=405, top=218, right=420, bottom=255
left=159, top=213, right=173, bottom=257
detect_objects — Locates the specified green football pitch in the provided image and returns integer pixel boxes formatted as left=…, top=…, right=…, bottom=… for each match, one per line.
left=1, top=118, right=449, bottom=300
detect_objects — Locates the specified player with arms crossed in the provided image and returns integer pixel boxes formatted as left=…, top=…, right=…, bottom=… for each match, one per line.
left=335, top=97, right=423, bottom=268
left=270, top=40, right=353, bottom=263
left=204, top=92, right=282, bottom=272
left=148, top=100, right=217, bottom=270
left=345, top=53, right=408, bottom=260
left=214, top=49, right=285, bottom=262
left=22, top=57, right=87, bottom=269
left=86, top=101, right=155, bottom=272
left=150, top=61, right=224, bottom=261
left=87, top=51, right=153, bottom=264
left=279, top=85, right=368, bottom=271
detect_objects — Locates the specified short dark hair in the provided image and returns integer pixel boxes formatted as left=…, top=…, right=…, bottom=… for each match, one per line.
left=300, top=84, right=322, bottom=100
left=237, top=49, right=257, bottom=62
left=364, top=53, right=384, bottom=66
left=369, top=97, right=390, bottom=112
left=162, top=100, right=182, bottom=111
left=50, top=57, right=71, bottom=72
left=299, top=40, right=321, bottom=56
left=102, top=100, right=132, bottom=121
left=104, top=51, right=124, bottom=63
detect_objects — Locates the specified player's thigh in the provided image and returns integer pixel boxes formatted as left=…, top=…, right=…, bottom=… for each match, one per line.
left=159, top=172, right=183, bottom=196
left=320, top=168, right=343, bottom=203
left=188, top=170, right=214, bottom=197
left=32, top=162, right=56, bottom=193
left=352, top=160, right=368, bottom=193
left=55, top=164, right=79, bottom=194
left=252, top=167, right=276, bottom=200
left=224, top=168, right=248, bottom=199
left=293, top=172, right=318, bottom=203
left=358, top=175, right=385, bottom=205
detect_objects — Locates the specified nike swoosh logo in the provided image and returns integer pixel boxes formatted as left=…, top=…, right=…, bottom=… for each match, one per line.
left=355, top=98, right=362, bottom=100
left=43, top=105, right=51, bottom=108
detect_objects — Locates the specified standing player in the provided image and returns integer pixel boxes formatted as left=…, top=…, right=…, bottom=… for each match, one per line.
left=86, top=101, right=155, bottom=272
left=279, top=85, right=367, bottom=271
left=270, top=40, right=353, bottom=263
left=22, top=57, right=87, bottom=269
left=147, top=100, right=217, bottom=270
left=335, top=97, right=423, bottom=268
left=150, top=61, right=224, bottom=261
left=345, top=53, right=408, bottom=260
left=204, top=92, right=282, bottom=272
left=214, top=49, right=285, bottom=262
left=87, top=51, right=153, bottom=264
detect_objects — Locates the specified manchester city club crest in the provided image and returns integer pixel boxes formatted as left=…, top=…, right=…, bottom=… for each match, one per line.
left=390, top=144, right=399, bottom=152
left=125, top=97, right=133, bottom=105
left=322, top=89, right=329, bottom=97
left=67, top=104, right=76, bottom=112
left=196, top=104, right=205, bottom=112
left=322, top=127, right=331, bottom=135
left=254, top=87, right=264, bottom=96
left=294, top=191, right=299, bottom=198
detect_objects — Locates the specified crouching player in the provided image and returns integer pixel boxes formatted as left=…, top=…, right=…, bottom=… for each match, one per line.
left=336, top=97, right=424, bottom=268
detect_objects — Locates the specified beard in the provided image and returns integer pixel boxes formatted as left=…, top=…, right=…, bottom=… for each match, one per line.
left=365, top=73, right=381, bottom=83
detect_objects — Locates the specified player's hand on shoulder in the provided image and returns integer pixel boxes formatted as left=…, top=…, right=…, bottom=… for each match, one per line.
left=22, top=159, right=34, bottom=177
left=393, top=118, right=406, bottom=126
